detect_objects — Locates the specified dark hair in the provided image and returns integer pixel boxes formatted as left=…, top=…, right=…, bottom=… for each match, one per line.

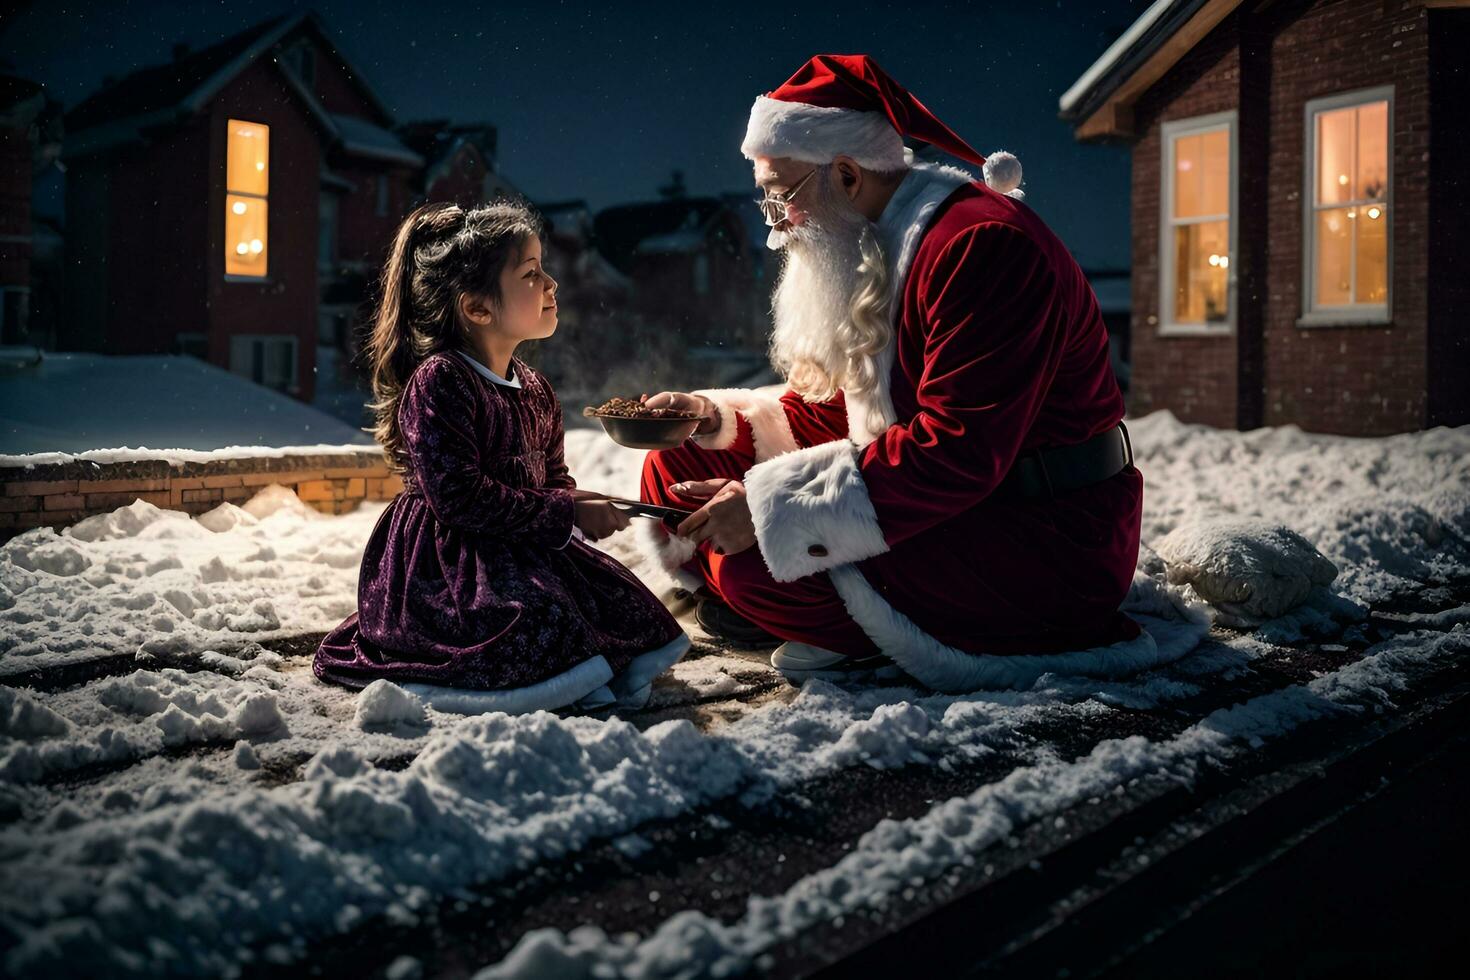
left=366, top=200, right=543, bottom=470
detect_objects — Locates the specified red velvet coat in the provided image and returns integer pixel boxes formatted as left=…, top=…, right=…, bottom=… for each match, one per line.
left=665, top=163, right=1145, bottom=689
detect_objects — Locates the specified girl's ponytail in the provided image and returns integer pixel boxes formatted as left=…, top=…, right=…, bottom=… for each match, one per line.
left=366, top=203, right=464, bottom=469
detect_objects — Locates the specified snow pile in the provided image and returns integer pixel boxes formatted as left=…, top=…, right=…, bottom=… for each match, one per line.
left=355, top=680, right=429, bottom=730
left=1128, top=413, right=1470, bottom=606
left=0, top=494, right=379, bottom=679
left=0, top=413, right=1466, bottom=976
left=1155, top=520, right=1339, bottom=626
left=476, top=624, right=1470, bottom=978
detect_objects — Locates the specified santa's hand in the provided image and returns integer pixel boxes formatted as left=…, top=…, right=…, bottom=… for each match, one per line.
left=667, top=478, right=732, bottom=501
left=642, top=391, right=720, bottom=436
left=675, top=480, right=755, bottom=556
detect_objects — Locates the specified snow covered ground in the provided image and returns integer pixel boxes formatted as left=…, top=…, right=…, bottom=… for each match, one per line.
left=0, top=411, right=1466, bottom=977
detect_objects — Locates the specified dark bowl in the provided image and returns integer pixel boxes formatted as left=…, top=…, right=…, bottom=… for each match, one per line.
left=591, top=414, right=708, bottom=450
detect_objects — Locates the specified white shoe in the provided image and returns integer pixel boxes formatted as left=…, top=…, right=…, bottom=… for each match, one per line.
left=770, top=642, right=899, bottom=683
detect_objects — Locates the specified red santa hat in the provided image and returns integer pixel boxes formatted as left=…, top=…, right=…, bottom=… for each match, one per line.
left=741, top=54, right=1023, bottom=195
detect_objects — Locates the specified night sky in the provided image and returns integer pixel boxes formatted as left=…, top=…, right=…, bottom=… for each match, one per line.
left=2, top=0, right=1152, bottom=268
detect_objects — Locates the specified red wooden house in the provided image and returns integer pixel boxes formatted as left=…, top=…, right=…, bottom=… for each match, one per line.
left=58, top=12, right=423, bottom=403
left=1061, top=0, right=1469, bottom=434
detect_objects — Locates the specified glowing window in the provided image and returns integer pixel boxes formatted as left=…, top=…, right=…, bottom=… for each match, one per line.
left=226, top=119, right=269, bottom=277
left=1160, top=113, right=1235, bottom=333
left=1305, top=90, right=1390, bottom=319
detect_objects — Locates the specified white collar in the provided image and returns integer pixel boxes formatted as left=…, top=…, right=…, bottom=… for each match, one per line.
left=457, top=351, right=522, bottom=389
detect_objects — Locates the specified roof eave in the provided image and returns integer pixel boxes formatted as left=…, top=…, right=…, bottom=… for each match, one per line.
left=1060, top=0, right=1241, bottom=141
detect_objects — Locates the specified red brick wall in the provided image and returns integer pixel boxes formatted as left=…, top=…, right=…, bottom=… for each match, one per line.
left=336, top=163, right=417, bottom=267
left=1261, top=0, right=1431, bottom=435
left=204, top=58, right=323, bottom=402
left=1125, top=0, right=1438, bottom=435
left=1128, top=17, right=1242, bottom=429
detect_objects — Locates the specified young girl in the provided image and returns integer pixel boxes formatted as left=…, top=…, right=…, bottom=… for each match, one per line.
left=314, top=201, right=688, bottom=713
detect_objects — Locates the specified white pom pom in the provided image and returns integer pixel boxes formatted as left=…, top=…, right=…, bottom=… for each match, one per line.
left=983, top=150, right=1023, bottom=197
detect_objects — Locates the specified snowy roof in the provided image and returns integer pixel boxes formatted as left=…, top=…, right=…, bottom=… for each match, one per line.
left=1059, top=0, right=1243, bottom=136
left=635, top=229, right=706, bottom=255
left=0, top=351, right=374, bottom=456
left=331, top=113, right=424, bottom=167
left=64, top=12, right=397, bottom=157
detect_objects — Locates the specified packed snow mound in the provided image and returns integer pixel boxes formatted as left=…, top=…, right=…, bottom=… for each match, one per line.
left=243, top=483, right=322, bottom=521
left=196, top=502, right=259, bottom=533
left=1155, top=519, right=1338, bottom=626
left=67, top=499, right=198, bottom=542
left=355, top=680, right=429, bottom=730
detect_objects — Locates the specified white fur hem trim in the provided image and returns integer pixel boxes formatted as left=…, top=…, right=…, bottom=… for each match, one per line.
left=742, top=96, right=906, bottom=171
left=692, top=388, right=799, bottom=462
left=827, top=566, right=1212, bottom=693
left=634, top=518, right=703, bottom=592
left=610, top=633, right=691, bottom=699
left=744, top=439, right=889, bottom=582
left=401, top=656, right=614, bottom=715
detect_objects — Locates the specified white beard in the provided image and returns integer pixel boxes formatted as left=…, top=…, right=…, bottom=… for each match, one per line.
left=769, top=213, right=877, bottom=403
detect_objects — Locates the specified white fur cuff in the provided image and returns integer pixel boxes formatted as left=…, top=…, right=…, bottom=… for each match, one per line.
left=634, top=518, right=702, bottom=592
left=744, top=439, right=889, bottom=582
left=692, top=388, right=799, bottom=462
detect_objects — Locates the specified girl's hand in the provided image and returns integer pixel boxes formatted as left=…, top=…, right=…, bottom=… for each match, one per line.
left=673, top=479, right=755, bottom=556
left=641, top=391, right=720, bottom=436
left=574, top=500, right=631, bottom=541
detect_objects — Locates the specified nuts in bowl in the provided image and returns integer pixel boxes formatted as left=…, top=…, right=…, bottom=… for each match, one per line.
left=583, top=397, right=708, bottom=450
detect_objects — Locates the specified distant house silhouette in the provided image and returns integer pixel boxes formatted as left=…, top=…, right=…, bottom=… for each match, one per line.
left=58, top=12, right=427, bottom=403
left=0, top=74, right=47, bottom=347
left=593, top=194, right=763, bottom=352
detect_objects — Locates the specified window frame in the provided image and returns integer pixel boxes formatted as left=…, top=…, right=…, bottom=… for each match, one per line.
left=228, top=334, right=299, bottom=394
left=1158, top=110, right=1238, bottom=337
left=1299, top=85, right=1393, bottom=327
left=224, top=118, right=270, bottom=281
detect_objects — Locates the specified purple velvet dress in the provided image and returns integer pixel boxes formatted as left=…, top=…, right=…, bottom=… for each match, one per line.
left=314, top=352, right=683, bottom=691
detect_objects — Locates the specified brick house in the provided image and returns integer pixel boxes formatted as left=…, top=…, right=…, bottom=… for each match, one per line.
left=58, top=12, right=424, bottom=404
left=594, top=195, right=763, bottom=352
left=1061, top=0, right=1469, bottom=434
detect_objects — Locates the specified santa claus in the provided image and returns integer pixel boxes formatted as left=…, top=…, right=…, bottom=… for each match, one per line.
left=638, top=55, right=1154, bottom=691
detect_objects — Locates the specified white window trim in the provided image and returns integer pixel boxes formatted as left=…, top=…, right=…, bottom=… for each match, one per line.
left=1158, top=111, right=1238, bottom=337
left=1299, top=85, right=1393, bottom=328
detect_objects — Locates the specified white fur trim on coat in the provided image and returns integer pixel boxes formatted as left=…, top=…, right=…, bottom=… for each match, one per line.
left=844, top=161, right=978, bottom=447
left=634, top=517, right=703, bottom=592
left=742, top=96, right=907, bottom=171
left=692, top=388, right=799, bottom=462
left=827, top=566, right=1211, bottom=693
left=744, top=439, right=889, bottom=582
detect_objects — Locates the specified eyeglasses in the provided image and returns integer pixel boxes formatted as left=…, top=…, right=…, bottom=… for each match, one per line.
left=755, top=168, right=818, bottom=228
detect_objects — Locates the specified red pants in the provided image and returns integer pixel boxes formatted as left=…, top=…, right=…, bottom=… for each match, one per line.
left=640, top=443, right=881, bottom=657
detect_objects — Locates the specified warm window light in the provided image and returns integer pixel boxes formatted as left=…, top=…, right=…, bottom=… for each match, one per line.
left=226, top=119, right=269, bottom=277
left=1312, top=98, right=1388, bottom=308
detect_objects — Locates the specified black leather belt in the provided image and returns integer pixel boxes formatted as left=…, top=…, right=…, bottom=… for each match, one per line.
left=995, top=422, right=1134, bottom=501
